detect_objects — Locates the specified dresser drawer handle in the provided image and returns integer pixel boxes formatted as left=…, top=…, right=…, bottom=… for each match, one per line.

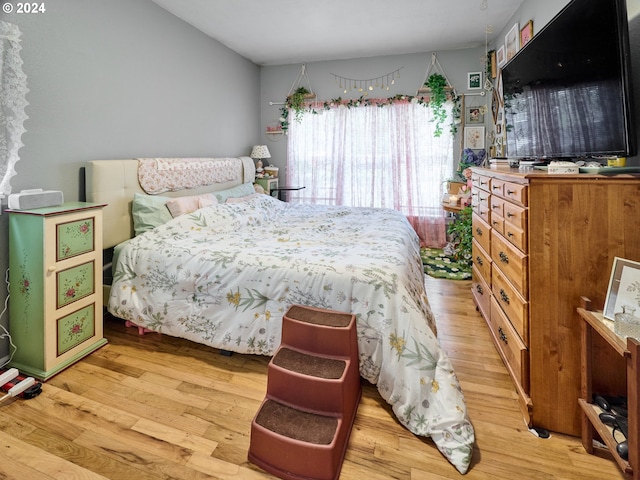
left=476, top=256, right=483, bottom=266
left=476, top=227, right=483, bottom=236
left=507, top=189, right=515, bottom=195
left=500, top=289, right=510, bottom=304
left=507, top=231, right=514, bottom=238
left=476, top=284, right=484, bottom=295
left=507, top=212, right=514, bottom=218
left=492, top=204, right=500, bottom=210
left=498, top=326, right=508, bottom=344
left=492, top=185, right=500, bottom=191
left=492, top=220, right=499, bottom=227
left=480, top=180, right=488, bottom=186
left=499, top=251, right=509, bottom=263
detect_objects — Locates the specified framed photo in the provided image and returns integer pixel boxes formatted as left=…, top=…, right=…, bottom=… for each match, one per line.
left=604, top=257, right=640, bottom=320
left=467, top=71, right=482, bottom=90
left=496, top=45, right=506, bottom=68
left=491, top=89, right=499, bottom=123
left=520, top=20, right=534, bottom=47
left=490, top=50, right=497, bottom=79
left=505, top=23, right=519, bottom=61
left=466, top=106, right=484, bottom=124
left=464, top=126, right=485, bottom=149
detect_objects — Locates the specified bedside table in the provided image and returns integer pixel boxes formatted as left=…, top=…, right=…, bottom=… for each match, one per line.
left=255, top=177, right=278, bottom=196
left=8, top=202, right=108, bottom=380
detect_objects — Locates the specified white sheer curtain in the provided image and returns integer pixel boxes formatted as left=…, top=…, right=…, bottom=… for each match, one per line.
left=286, top=99, right=454, bottom=247
left=0, top=21, right=29, bottom=196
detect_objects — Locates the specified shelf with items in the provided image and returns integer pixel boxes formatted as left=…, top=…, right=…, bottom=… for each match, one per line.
left=578, top=297, right=638, bottom=479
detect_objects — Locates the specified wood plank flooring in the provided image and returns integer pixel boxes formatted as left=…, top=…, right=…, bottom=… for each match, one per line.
left=0, top=277, right=626, bottom=479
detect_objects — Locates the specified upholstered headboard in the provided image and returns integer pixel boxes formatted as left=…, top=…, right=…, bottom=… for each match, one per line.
left=85, top=157, right=255, bottom=249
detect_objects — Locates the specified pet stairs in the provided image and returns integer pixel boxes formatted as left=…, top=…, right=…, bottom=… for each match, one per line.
left=248, top=305, right=361, bottom=480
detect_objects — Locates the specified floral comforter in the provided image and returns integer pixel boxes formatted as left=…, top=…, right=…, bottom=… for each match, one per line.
left=108, top=194, right=474, bottom=473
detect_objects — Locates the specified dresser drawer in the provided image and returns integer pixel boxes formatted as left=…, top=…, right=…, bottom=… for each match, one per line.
left=472, top=172, right=491, bottom=192
left=503, top=221, right=527, bottom=253
left=490, top=297, right=529, bottom=392
left=474, top=202, right=491, bottom=224
left=492, top=267, right=528, bottom=345
left=472, top=265, right=491, bottom=319
left=491, top=212, right=505, bottom=237
left=491, top=232, right=528, bottom=297
left=503, top=202, right=527, bottom=230
left=490, top=195, right=505, bottom=218
left=503, top=181, right=528, bottom=206
left=472, top=239, right=491, bottom=283
left=472, top=213, right=491, bottom=254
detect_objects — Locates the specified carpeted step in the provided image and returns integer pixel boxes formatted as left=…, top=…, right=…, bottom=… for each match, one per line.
left=285, top=305, right=353, bottom=327
left=273, top=347, right=345, bottom=379
left=254, top=399, right=338, bottom=445
left=282, top=305, right=357, bottom=357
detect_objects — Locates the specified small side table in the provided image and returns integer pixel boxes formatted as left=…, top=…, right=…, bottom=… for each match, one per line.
left=255, top=177, right=279, bottom=196
left=271, top=186, right=305, bottom=202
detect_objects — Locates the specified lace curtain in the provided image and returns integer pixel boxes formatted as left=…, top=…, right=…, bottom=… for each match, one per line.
left=0, top=21, right=29, bottom=196
left=286, top=99, right=454, bottom=248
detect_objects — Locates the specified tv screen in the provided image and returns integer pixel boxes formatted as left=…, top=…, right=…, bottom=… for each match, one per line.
left=502, top=0, right=636, bottom=160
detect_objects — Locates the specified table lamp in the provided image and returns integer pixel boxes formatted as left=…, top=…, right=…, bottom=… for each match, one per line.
left=250, top=145, right=271, bottom=173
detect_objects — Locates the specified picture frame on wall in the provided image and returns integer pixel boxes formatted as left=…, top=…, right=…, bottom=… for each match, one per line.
left=520, top=20, right=534, bottom=47
left=603, top=257, right=640, bottom=320
left=467, top=71, right=482, bottom=90
left=465, top=107, right=484, bottom=125
left=505, top=23, right=519, bottom=61
left=497, top=45, right=506, bottom=68
left=464, top=126, right=485, bottom=149
left=490, top=50, right=497, bottom=79
left=466, top=106, right=484, bottom=124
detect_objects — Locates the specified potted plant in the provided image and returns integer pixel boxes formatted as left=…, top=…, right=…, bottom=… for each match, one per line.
left=424, top=73, right=449, bottom=136
left=446, top=205, right=473, bottom=266
left=288, top=86, right=311, bottom=122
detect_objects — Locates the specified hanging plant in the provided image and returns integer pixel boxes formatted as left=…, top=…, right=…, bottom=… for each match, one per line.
left=424, top=73, right=449, bottom=137
left=288, top=86, right=311, bottom=123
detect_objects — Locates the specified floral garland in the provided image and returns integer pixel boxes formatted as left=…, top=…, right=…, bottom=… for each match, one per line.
left=279, top=93, right=461, bottom=135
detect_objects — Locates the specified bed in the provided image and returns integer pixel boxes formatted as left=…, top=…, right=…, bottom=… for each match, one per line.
left=85, top=157, right=475, bottom=474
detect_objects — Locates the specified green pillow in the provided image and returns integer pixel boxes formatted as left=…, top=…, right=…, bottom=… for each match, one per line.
left=132, top=193, right=172, bottom=236
left=214, top=182, right=256, bottom=203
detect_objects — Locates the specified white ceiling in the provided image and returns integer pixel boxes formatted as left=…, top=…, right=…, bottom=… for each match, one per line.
left=151, top=0, right=524, bottom=66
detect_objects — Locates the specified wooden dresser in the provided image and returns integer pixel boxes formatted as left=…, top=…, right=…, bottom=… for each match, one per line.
left=470, top=165, right=640, bottom=436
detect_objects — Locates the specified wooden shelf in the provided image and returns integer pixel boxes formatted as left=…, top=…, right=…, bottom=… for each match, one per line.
left=578, top=302, right=639, bottom=479
left=578, top=399, right=632, bottom=475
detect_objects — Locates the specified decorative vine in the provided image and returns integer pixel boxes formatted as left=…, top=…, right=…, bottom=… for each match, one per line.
left=279, top=91, right=461, bottom=136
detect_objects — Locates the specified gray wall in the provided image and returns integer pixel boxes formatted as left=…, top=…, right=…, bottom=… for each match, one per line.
left=0, top=0, right=261, bottom=360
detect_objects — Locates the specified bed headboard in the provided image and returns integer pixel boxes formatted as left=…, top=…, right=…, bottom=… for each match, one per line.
left=85, top=157, right=255, bottom=249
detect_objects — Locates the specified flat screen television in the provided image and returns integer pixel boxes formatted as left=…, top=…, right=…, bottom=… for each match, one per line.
left=501, top=0, right=637, bottom=160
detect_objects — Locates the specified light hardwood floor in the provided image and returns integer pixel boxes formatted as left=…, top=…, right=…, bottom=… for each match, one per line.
left=0, top=277, right=626, bottom=479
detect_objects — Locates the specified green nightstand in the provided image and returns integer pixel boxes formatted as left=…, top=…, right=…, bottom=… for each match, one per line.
left=8, top=202, right=108, bottom=380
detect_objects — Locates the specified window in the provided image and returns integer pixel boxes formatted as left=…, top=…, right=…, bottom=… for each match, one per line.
left=286, top=99, right=454, bottom=247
